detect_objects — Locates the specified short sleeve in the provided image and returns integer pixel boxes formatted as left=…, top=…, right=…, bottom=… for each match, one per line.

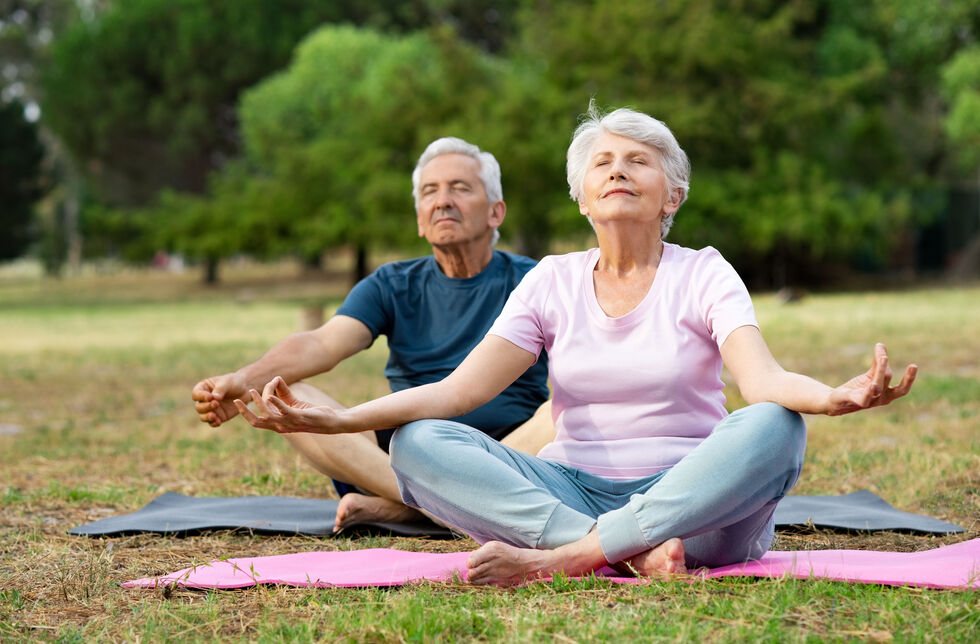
left=486, top=259, right=551, bottom=359
left=335, top=271, right=391, bottom=339
left=694, top=248, right=758, bottom=348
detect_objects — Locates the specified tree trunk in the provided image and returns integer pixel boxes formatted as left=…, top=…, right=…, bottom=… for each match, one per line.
left=300, top=305, right=325, bottom=330
left=203, top=256, right=220, bottom=285
left=353, top=244, right=369, bottom=284
left=302, top=251, right=324, bottom=276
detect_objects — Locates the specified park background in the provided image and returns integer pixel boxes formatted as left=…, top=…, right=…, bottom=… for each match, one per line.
left=2, top=0, right=979, bottom=641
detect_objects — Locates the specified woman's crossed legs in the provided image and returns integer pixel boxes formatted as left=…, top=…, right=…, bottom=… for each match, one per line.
left=390, top=402, right=806, bottom=585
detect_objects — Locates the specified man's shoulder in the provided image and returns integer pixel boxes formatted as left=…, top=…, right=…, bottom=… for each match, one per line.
left=492, top=250, right=538, bottom=276
left=373, top=255, right=434, bottom=274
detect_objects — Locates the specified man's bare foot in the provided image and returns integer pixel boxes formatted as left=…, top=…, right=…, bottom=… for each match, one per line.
left=333, top=493, right=426, bottom=532
left=615, top=537, right=687, bottom=579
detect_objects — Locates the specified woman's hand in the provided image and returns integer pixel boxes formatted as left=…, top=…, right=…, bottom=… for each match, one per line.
left=233, top=376, right=346, bottom=434
left=826, top=344, right=917, bottom=416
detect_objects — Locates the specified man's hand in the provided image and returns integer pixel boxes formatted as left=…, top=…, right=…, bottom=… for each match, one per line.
left=826, top=343, right=917, bottom=416
left=192, top=372, right=249, bottom=427
left=234, top=376, right=346, bottom=434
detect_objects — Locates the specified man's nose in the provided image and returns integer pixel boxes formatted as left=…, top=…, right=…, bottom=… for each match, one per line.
left=433, top=188, right=455, bottom=209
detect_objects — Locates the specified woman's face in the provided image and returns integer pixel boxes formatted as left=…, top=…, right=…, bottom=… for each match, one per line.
left=578, top=131, right=680, bottom=227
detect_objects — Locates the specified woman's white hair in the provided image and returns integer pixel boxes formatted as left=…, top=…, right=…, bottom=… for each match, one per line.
left=412, top=137, right=503, bottom=245
left=566, top=103, right=691, bottom=239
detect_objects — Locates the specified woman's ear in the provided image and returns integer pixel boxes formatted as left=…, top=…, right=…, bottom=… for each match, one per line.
left=663, top=188, right=683, bottom=215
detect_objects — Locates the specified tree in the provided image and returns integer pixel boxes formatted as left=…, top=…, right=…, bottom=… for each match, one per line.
left=941, top=46, right=980, bottom=276
left=512, top=0, right=977, bottom=286
left=0, top=99, right=44, bottom=260
left=1, top=0, right=103, bottom=273
left=169, top=25, right=546, bottom=283
left=40, top=0, right=371, bottom=206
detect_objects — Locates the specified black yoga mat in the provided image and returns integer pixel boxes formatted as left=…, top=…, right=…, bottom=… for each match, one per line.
left=68, top=492, right=454, bottom=538
left=773, top=489, right=964, bottom=534
left=70, top=489, right=963, bottom=538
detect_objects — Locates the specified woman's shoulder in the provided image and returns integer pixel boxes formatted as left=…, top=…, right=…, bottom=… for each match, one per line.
left=513, top=249, right=595, bottom=293
left=667, top=243, right=732, bottom=271
left=537, top=248, right=597, bottom=270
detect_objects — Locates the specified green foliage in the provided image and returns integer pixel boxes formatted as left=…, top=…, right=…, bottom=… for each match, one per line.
left=942, top=47, right=980, bottom=170
left=30, top=0, right=980, bottom=282
left=40, top=0, right=356, bottom=205
left=0, top=99, right=44, bottom=260
left=182, top=25, right=557, bottom=269
left=514, top=0, right=976, bottom=284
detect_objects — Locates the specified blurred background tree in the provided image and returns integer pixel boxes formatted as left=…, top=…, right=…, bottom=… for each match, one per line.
left=4, top=0, right=979, bottom=286
left=0, top=98, right=44, bottom=260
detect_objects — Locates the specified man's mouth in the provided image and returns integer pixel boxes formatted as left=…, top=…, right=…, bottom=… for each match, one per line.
left=432, top=212, right=462, bottom=224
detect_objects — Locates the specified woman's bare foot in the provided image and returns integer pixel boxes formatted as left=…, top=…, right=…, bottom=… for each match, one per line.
left=466, top=541, right=556, bottom=586
left=333, top=493, right=426, bottom=532
left=616, top=538, right=687, bottom=578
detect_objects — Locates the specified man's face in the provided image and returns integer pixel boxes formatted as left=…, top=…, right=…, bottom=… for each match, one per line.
left=416, top=154, right=504, bottom=248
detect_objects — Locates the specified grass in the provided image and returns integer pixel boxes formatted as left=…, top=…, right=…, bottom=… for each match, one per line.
left=1, top=260, right=978, bottom=642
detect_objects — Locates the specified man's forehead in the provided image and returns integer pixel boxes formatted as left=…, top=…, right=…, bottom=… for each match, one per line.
left=420, top=153, right=481, bottom=184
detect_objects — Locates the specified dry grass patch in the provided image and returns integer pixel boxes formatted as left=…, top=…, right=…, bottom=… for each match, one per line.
left=1, top=269, right=978, bottom=641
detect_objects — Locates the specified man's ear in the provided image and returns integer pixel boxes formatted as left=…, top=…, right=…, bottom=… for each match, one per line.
left=417, top=211, right=425, bottom=238
left=489, top=200, right=506, bottom=227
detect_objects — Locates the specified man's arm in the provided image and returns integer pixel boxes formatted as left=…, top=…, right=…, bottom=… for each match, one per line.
left=192, top=315, right=374, bottom=427
left=720, top=325, right=917, bottom=416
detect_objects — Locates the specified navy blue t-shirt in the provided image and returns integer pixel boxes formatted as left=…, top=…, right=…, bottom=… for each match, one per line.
left=336, top=250, right=549, bottom=451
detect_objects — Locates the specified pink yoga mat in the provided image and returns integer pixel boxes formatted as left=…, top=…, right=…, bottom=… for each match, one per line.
left=124, top=538, right=980, bottom=591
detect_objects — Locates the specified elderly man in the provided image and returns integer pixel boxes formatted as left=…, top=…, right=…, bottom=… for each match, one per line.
left=192, top=137, right=552, bottom=531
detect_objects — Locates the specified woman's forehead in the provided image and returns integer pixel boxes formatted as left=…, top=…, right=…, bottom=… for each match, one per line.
left=589, top=131, right=657, bottom=157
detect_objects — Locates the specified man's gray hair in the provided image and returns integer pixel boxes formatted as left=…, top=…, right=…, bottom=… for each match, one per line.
left=566, top=103, right=690, bottom=239
left=412, top=137, right=503, bottom=245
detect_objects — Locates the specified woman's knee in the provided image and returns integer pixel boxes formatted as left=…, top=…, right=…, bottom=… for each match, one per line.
left=726, top=403, right=807, bottom=476
left=740, top=402, right=805, bottom=445
left=389, top=419, right=473, bottom=474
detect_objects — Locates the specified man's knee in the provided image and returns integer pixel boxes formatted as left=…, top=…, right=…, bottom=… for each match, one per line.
left=286, top=382, right=345, bottom=409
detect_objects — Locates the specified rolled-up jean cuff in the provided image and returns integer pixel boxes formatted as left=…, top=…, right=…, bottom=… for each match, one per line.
left=537, top=503, right=597, bottom=550
left=597, top=504, right=649, bottom=564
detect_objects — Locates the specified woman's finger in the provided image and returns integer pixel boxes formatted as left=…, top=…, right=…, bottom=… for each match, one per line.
left=889, top=364, right=918, bottom=399
left=249, top=388, right=276, bottom=418
left=234, top=398, right=270, bottom=429
left=870, top=343, right=889, bottom=398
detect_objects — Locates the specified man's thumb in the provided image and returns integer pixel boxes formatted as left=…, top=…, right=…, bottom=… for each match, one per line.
left=211, top=379, right=228, bottom=401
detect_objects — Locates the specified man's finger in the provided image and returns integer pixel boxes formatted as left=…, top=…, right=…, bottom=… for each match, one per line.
left=191, top=380, right=213, bottom=402
left=194, top=400, right=216, bottom=415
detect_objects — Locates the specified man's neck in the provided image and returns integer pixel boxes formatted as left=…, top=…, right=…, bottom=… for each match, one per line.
left=432, top=243, right=494, bottom=279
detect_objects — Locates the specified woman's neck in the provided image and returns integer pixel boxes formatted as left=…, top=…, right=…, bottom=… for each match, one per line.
left=593, top=223, right=664, bottom=276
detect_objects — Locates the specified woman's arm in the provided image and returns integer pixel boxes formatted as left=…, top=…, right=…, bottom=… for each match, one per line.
left=720, top=325, right=917, bottom=416
left=234, top=335, right=538, bottom=434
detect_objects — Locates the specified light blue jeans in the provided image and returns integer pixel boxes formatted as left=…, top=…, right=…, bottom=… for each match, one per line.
left=390, top=402, right=806, bottom=568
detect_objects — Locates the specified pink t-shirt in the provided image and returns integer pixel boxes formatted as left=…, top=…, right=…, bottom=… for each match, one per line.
left=487, top=243, right=758, bottom=480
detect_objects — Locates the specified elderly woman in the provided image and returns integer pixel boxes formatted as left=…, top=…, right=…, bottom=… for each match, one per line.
left=237, top=106, right=917, bottom=586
